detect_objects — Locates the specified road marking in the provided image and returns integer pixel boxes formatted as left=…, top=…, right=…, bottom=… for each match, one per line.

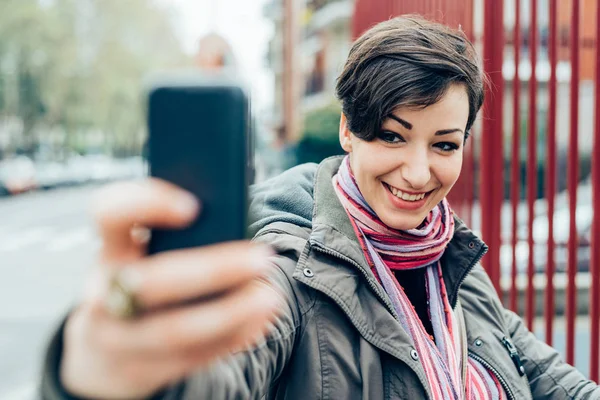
left=46, top=227, right=94, bottom=252
left=0, top=227, right=54, bottom=252
left=0, top=226, right=101, bottom=253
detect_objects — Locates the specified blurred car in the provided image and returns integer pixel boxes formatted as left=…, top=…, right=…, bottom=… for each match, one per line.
left=35, top=162, right=69, bottom=190
left=0, top=156, right=37, bottom=194
left=501, top=203, right=593, bottom=275
left=0, top=182, right=9, bottom=197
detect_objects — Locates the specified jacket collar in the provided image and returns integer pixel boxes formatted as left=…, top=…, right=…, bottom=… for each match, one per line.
left=307, top=156, right=488, bottom=307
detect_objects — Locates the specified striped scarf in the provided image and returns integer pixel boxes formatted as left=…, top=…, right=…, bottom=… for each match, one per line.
left=333, top=156, right=505, bottom=400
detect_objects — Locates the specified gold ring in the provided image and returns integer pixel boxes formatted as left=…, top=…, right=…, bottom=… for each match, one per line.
left=104, top=269, right=140, bottom=319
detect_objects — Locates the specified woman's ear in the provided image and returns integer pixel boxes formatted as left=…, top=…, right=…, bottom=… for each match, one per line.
left=339, top=113, right=352, bottom=152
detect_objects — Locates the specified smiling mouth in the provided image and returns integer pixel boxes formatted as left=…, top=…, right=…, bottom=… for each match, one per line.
left=384, top=183, right=433, bottom=202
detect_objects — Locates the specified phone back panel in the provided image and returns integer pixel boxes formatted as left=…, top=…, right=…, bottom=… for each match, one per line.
left=147, top=82, right=249, bottom=254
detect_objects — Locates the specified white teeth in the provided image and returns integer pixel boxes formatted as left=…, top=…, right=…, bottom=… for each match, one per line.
left=387, top=184, right=427, bottom=202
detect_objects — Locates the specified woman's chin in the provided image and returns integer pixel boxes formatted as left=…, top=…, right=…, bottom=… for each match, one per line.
left=379, top=211, right=424, bottom=231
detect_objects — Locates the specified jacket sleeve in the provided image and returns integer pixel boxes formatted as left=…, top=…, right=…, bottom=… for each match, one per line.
left=503, top=305, right=600, bottom=399
left=40, top=252, right=302, bottom=400
left=174, top=254, right=301, bottom=400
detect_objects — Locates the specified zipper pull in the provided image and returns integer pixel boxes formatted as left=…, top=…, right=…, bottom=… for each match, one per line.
left=502, top=336, right=526, bottom=376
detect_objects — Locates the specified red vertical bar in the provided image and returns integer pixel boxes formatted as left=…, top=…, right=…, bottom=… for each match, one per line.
left=482, top=0, right=504, bottom=293
left=510, top=0, right=521, bottom=313
left=590, top=0, right=600, bottom=381
left=464, top=131, right=474, bottom=228
left=495, top=0, right=505, bottom=291
left=463, top=0, right=474, bottom=41
left=481, top=0, right=493, bottom=281
left=467, top=0, right=474, bottom=41
left=525, top=0, right=538, bottom=331
left=463, top=0, right=476, bottom=229
left=566, top=0, right=580, bottom=366
left=493, top=0, right=506, bottom=291
left=544, top=0, right=558, bottom=347
left=441, top=0, right=448, bottom=23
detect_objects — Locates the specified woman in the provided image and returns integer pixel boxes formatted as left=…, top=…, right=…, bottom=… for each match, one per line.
left=42, top=16, right=599, bottom=399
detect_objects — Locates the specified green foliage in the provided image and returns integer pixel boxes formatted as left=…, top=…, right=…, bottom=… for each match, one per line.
left=296, top=101, right=345, bottom=164
left=0, top=0, right=189, bottom=157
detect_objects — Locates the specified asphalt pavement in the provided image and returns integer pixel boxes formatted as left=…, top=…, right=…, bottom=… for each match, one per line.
left=0, top=186, right=99, bottom=399
left=0, top=185, right=596, bottom=399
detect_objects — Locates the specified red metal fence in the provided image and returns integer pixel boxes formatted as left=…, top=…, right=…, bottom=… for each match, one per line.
left=353, top=0, right=600, bottom=381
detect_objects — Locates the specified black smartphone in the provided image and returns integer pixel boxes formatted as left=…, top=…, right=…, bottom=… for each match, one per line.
left=146, top=74, right=252, bottom=254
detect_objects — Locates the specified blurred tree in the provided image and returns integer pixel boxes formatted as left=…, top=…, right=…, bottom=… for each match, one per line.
left=0, top=0, right=188, bottom=158
left=0, top=0, right=52, bottom=154
left=296, top=101, right=345, bottom=164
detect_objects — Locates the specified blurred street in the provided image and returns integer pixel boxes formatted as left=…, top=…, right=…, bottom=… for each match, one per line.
left=0, top=184, right=596, bottom=399
left=0, top=186, right=99, bottom=399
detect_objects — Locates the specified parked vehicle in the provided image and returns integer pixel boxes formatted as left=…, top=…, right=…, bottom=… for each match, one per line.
left=34, top=162, right=69, bottom=190
left=0, top=156, right=37, bottom=194
left=0, top=182, right=9, bottom=197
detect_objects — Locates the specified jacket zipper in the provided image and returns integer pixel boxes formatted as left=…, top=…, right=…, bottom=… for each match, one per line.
left=468, top=351, right=516, bottom=400
left=310, top=241, right=400, bottom=320
left=311, top=239, right=502, bottom=400
left=458, top=245, right=520, bottom=400
left=501, top=336, right=526, bottom=376
left=311, top=242, right=438, bottom=400
left=450, top=244, right=487, bottom=309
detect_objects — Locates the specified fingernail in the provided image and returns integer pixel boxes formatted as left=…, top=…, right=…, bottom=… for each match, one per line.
left=130, top=225, right=151, bottom=244
left=175, top=193, right=199, bottom=217
left=250, top=245, right=274, bottom=271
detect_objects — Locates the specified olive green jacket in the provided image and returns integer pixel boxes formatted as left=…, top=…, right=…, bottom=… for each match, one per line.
left=42, top=156, right=600, bottom=399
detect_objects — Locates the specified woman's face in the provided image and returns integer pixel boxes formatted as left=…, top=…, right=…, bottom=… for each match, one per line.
left=339, top=84, right=469, bottom=231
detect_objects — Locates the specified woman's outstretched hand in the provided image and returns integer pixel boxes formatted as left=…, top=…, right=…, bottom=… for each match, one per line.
left=59, top=179, right=280, bottom=399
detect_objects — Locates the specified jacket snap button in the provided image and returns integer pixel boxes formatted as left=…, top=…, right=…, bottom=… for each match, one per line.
left=468, top=242, right=475, bottom=249
left=303, top=268, right=314, bottom=277
left=475, top=339, right=483, bottom=347
left=410, top=349, right=419, bottom=360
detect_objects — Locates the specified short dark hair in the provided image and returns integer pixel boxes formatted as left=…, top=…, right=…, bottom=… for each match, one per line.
left=336, top=15, right=484, bottom=141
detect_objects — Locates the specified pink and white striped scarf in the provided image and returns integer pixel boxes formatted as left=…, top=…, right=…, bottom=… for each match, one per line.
left=333, top=156, right=505, bottom=400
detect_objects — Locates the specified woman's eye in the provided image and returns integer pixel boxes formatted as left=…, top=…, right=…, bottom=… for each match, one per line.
left=435, top=142, right=460, bottom=152
left=378, top=131, right=403, bottom=143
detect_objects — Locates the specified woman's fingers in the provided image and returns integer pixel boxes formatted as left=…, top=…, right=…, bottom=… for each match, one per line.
left=101, top=241, right=275, bottom=310
left=62, top=178, right=283, bottom=400
left=90, top=279, right=281, bottom=357
left=92, top=179, right=199, bottom=263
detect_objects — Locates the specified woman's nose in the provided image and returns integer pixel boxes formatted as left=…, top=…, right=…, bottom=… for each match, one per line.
left=400, top=155, right=431, bottom=190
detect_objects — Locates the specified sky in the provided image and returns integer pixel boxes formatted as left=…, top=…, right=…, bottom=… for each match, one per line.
left=155, top=0, right=275, bottom=113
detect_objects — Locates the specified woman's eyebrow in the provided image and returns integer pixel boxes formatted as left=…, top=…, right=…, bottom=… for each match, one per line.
left=388, top=115, right=464, bottom=136
left=435, top=128, right=464, bottom=136
left=388, top=115, right=413, bottom=130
